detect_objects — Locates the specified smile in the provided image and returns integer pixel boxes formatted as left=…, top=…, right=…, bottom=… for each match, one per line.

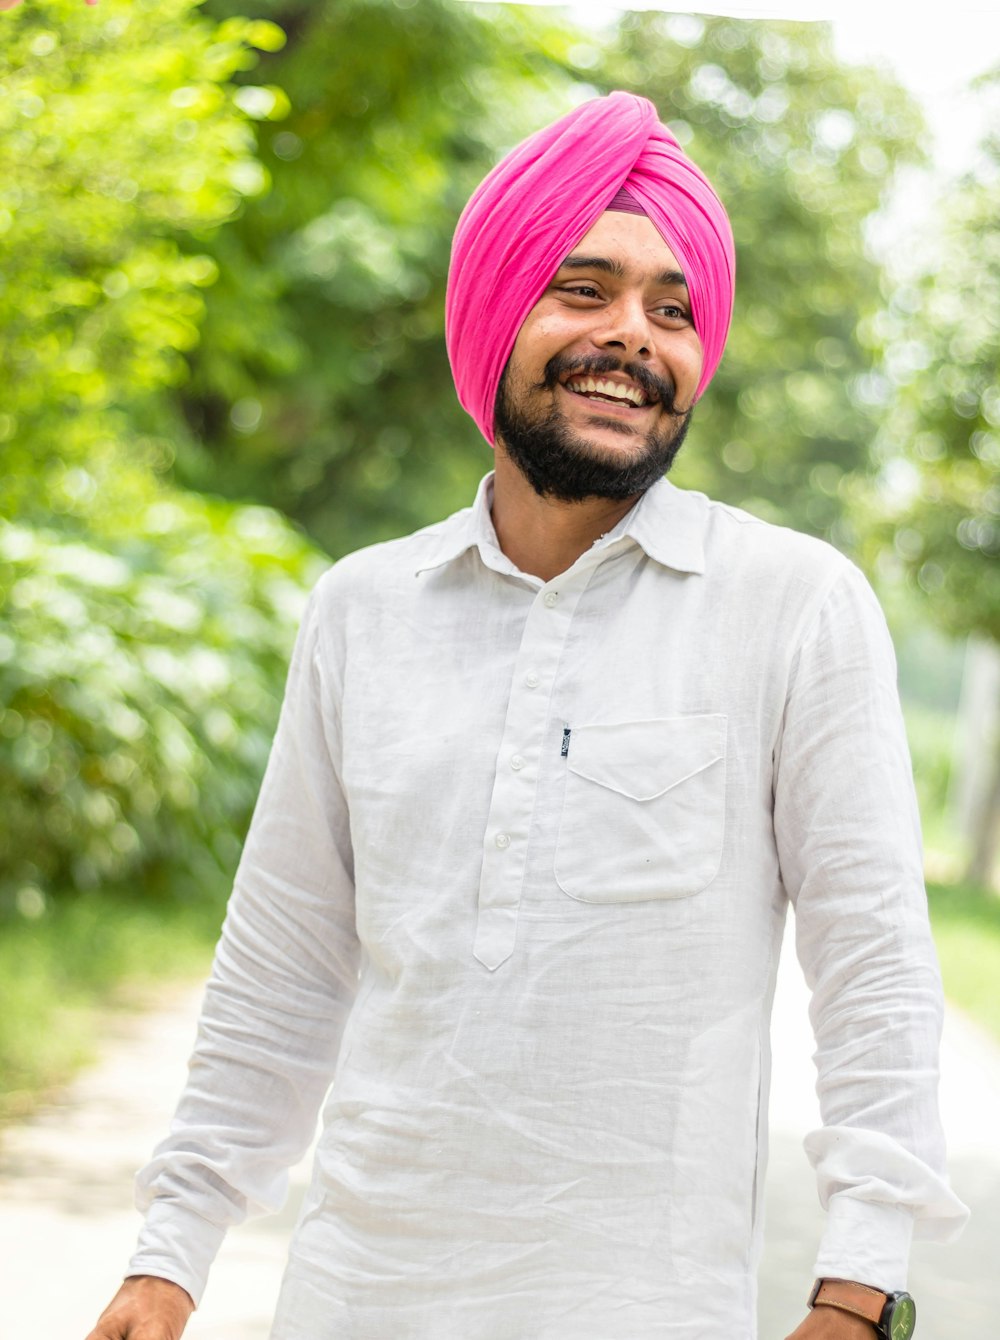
left=564, top=375, right=652, bottom=410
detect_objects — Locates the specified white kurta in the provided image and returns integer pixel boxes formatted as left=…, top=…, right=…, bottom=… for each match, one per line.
left=129, top=475, right=967, bottom=1338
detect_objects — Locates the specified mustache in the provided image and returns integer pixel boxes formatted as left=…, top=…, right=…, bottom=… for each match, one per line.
left=538, top=352, right=681, bottom=416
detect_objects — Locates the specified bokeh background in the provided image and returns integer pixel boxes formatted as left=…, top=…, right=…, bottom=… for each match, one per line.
left=1, top=0, right=998, bottom=1116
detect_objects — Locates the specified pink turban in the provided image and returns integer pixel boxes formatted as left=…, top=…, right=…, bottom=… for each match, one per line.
left=446, top=91, right=736, bottom=445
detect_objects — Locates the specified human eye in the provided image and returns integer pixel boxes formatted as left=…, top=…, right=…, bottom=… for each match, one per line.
left=558, top=282, right=602, bottom=300
left=652, top=300, right=690, bottom=324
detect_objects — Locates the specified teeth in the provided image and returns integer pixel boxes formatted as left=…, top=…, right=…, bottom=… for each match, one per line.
left=567, top=376, right=647, bottom=407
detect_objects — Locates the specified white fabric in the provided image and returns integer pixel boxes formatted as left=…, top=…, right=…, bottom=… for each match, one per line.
left=128, top=474, right=968, bottom=1338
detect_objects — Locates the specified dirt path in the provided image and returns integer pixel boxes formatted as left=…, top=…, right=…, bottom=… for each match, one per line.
left=2, top=923, right=998, bottom=1339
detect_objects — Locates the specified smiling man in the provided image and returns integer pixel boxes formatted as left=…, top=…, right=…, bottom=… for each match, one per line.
left=87, top=93, right=966, bottom=1340
left=494, top=210, right=700, bottom=510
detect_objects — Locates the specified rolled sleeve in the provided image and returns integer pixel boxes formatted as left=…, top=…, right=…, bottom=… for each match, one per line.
left=127, top=577, right=361, bottom=1303
left=772, top=562, right=969, bottom=1289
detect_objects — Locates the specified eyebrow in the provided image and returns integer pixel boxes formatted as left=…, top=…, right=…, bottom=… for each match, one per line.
left=558, top=253, right=688, bottom=289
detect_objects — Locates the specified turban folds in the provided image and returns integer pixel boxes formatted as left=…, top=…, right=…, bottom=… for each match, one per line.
left=445, top=92, right=736, bottom=446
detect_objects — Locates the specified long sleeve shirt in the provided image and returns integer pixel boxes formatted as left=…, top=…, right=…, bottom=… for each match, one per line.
left=128, top=473, right=968, bottom=1339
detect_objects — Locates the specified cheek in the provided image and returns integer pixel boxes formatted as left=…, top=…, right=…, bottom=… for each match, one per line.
left=513, top=312, right=573, bottom=358
left=507, top=315, right=582, bottom=390
left=677, top=337, right=705, bottom=394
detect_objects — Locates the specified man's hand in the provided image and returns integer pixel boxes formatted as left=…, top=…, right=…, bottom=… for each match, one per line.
left=784, top=1307, right=878, bottom=1340
left=85, top=1275, right=195, bottom=1340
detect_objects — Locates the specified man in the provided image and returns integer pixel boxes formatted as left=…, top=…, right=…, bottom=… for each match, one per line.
left=87, top=92, right=966, bottom=1340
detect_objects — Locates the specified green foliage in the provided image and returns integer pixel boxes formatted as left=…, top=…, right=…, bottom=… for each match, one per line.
left=903, top=703, right=957, bottom=858
left=858, top=78, right=1000, bottom=645
left=171, top=0, right=586, bottom=554
left=0, top=0, right=326, bottom=920
left=0, top=887, right=218, bottom=1119
left=927, top=880, right=1000, bottom=1043
left=0, top=498, right=325, bottom=915
left=0, top=0, right=288, bottom=522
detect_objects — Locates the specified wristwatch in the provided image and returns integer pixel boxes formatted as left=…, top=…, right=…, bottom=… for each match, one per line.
left=808, top=1278, right=916, bottom=1339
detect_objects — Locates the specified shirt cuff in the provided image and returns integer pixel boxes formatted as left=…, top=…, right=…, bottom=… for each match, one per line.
left=126, top=1197, right=228, bottom=1307
left=812, top=1195, right=915, bottom=1293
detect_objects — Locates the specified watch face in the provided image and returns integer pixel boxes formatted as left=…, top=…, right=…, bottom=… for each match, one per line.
left=889, top=1295, right=916, bottom=1340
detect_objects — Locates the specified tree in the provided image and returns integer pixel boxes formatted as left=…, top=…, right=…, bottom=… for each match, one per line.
left=0, top=0, right=284, bottom=528
left=172, top=0, right=586, bottom=555
left=0, top=498, right=325, bottom=915
left=0, top=0, right=323, bottom=916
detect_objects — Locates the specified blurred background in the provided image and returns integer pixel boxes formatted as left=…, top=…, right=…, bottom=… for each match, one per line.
left=1, top=0, right=998, bottom=1120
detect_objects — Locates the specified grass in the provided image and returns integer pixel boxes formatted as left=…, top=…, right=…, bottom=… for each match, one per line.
left=927, top=880, right=1000, bottom=1044
left=897, top=707, right=1000, bottom=1041
left=903, top=703, right=959, bottom=860
left=0, top=887, right=221, bottom=1122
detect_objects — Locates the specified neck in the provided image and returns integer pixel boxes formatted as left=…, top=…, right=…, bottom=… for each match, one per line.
left=490, top=445, right=641, bottom=583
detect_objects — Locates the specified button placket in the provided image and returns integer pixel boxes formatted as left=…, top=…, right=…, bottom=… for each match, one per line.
left=472, top=578, right=584, bottom=971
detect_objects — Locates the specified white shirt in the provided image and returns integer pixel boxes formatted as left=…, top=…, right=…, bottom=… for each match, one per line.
left=129, top=474, right=967, bottom=1339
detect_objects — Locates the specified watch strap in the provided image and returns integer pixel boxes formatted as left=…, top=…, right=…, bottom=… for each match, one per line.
left=809, top=1277, right=888, bottom=1328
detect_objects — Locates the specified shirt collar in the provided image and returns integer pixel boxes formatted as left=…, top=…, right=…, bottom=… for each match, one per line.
left=415, top=472, right=706, bottom=578
left=613, top=475, right=706, bottom=575
left=413, top=474, right=503, bottom=576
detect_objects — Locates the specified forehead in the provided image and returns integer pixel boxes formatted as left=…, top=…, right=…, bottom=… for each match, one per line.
left=558, top=210, right=685, bottom=282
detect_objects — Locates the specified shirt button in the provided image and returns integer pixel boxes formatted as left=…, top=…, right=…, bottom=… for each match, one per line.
left=510, top=754, right=525, bottom=771
left=524, top=671, right=540, bottom=689
left=543, top=591, right=559, bottom=607
left=495, top=832, right=511, bottom=850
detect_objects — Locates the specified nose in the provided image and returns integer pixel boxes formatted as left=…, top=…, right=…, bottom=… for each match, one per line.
left=592, top=294, right=654, bottom=360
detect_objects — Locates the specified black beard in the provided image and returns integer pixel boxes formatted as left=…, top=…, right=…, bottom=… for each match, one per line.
left=493, top=351, right=693, bottom=503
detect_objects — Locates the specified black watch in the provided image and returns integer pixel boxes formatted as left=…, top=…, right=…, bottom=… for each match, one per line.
left=808, top=1277, right=916, bottom=1339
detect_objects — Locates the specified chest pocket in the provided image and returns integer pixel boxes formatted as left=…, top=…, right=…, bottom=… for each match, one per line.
left=554, top=715, right=727, bottom=903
